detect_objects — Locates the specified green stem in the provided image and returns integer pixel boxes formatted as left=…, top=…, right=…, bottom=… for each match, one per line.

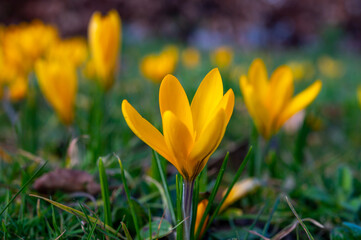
left=182, top=180, right=194, bottom=240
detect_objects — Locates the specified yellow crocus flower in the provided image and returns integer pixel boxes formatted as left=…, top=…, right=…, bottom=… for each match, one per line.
left=35, top=59, right=77, bottom=125
left=140, top=45, right=179, bottom=83
left=182, top=47, right=200, bottom=69
left=47, top=37, right=88, bottom=67
left=195, top=199, right=209, bottom=238
left=8, top=75, right=28, bottom=101
left=220, top=178, right=260, bottom=213
left=240, top=59, right=322, bottom=139
left=122, top=68, right=234, bottom=181
left=88, top=10, right=121, bottom=90
left=210, top=46, right=233, bottom=69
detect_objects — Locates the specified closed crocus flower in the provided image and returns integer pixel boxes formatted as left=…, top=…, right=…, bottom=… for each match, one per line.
left=140, top=45, right=179, bottom=83
left=35, top=60, right=77, bottom=125
left=195, top=199, right=209, bottom=238
left=240, top=59, right=322, bottom=140
left=220, top=178, right=261, bottom=212
left=88, top=10, right=121, bottom=90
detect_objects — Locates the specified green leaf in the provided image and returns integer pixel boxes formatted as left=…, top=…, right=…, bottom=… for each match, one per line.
left=98, top=158, right=112, bottom=227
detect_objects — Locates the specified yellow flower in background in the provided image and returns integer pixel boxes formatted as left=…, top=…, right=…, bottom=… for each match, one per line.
left=318, top=56, right=344, bottom=79
left=35, top=60, right=77, bottom=125
left=18, top=21, right=58, bottom=64
left=47, top=37, right=88, bottom=67
left=88, top=10, right=121, bottom=90
left=195, top=199, right=209, bottom=238
left=240, top=59, right=322, bottom=139
left=122, top=69, right=234, bottom=181
left=220, top=178, right=260, bottom=212
left=140, top=45, right=179, bottom=83
left=287, top=60, right=315, bottom=81
left=210, top=46, right=233, bottom=69
left=182, top=47, right=200, bottom=68
left=8, top=76, right=28, bottom=101
left=357, top=86, right=361, bottom=105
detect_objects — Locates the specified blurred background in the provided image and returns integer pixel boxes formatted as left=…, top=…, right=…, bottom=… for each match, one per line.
left=1, top=0, right=361, bottom=51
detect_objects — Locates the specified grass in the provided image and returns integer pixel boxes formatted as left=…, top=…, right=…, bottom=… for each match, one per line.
left=0, top=37, right=361, bottom=239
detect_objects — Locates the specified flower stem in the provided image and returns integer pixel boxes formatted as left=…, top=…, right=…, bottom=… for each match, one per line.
left=182, top=180, right=194, bottom=240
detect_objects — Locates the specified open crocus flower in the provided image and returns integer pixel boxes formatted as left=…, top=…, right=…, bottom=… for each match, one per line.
left=122, top=68, right=234, bottom=181
left=35, top=59, right=77, bottom=125
left=88, top=10, right=121, bottom=90
left=240, top=58, right=322, bottom=139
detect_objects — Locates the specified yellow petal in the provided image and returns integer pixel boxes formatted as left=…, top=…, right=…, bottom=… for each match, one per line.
left=357, top=86, right=361, bottom=108
left=195, top=199, right=209, bottom=237
left=268, top=66, right=294, bottom=125
left=122, top=100, right=172, bottom=162
left=277, top=80, right=322, bottom=130
left=248, top=58, right=268, bottom=95
left=240, top=75, right=270, bottom=138
left=189, top=109, right=226, bottom=179
left=191, top=68, right=223, bottom=135
left=162, top=111, right=194, bottom=179
left=159, top=74, right=193, bottom=132
left=220, top=178, right=261, bottom=212
left=214, top=89, right=235, bottom=126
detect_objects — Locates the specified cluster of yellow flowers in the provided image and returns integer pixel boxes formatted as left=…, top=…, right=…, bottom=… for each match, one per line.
left=0, top=10, right=121, bottom=125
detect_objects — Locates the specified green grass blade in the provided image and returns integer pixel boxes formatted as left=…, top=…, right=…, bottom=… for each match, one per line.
left=98, top=158, right=112, bottom=227
left=190, top=177, right=199, bottom=240
left=176, top=174, right=183, bottom=240
left=0, top=161, right=48, bottom=217
left=285, top=195, right=314, bottom=240
left=153, top=150, right=176, bottom=224
left=195, top=152, right=229, bottom=239
left=121, top=222, right=133, bottom=240
left=117, top=156, right=141, bottom=240
left=203, top=146, right=253, bottom=238
left=262, top=196, right=280, bottom=236
left=30, top=194, right=125, bottom=239
left=244, top=202, right=268, bottom=240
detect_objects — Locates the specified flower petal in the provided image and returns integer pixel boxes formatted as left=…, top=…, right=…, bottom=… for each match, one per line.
left=189, top=109, right=226, bottom=179
left=277, top=80, right=322, bottom=130
left=122, top=100, right=172, bottom=162
left=248, top=58, right=268, bottom=96
left=159, top=74, right=193, bottom=132
left=162, top=111, right=194, bottom=179
left=240, top=75, right=271, bottom=138
left=268, top=66, right=294, bottom=125
left=191, top=68, right=223, bottom=134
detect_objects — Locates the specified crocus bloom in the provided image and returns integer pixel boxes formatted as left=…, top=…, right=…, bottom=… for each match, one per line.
left=240, top=59, right=322, bottom=139
left=88, top=10, right=121, bottom=90
left=220, top=178, right=261, bottom=212
left=140, top=45, right=179, bottom=83
left=195, top=199, right=209, bottom=238
left=35, top=59, right=77, bottom=125
left=182, top=47, right=200, bottom=69
left=210, top=46, right=233, bottom=69
left=122, top=68, right=234, bottom=181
